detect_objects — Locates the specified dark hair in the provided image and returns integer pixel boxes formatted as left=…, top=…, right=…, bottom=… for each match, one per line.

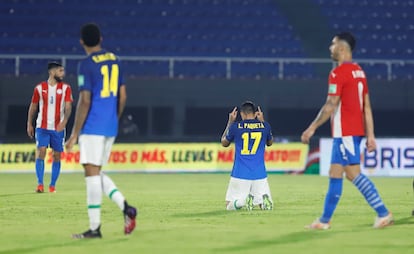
left=47, top=61, right=62, bottom=70
left=240, top=101, right=256, bottom=114
left=336, top=32, right=356, bottom=51
left=81, top=23, right=101, bottom=47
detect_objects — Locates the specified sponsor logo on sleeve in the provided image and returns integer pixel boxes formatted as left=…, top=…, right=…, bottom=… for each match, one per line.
left=78, top=75, right=84, bottom=87
left=328, top=84, right=337, bottom=94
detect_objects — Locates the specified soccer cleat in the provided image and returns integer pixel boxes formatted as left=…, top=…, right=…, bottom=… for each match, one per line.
left=124, top=202, right=137, bottom=235
left=373, top=212, right=394, bottom=229
left=262, top=194, right=273, bottom=210
left=49, top=186, right=56, bottom=193
left=305, top=218, right=331, bottom=230
left=72, top=226, right=102, bottom=239
left=245, top=194, right=254, bottom=211
left=36, top=184, right=44, bottom=193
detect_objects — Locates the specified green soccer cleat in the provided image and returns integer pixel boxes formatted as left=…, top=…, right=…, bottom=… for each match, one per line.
left=245, top=194, right=254, bottom=211
left=262, top=194, right=273, bottom=210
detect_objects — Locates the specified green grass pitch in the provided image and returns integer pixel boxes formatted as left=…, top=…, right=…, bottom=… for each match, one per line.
left=0, top=173, right=413, bottom=254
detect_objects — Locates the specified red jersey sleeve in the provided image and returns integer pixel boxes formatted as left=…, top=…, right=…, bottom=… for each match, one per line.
left=65, top=85, right=73, bottom=102
left=327, top=67, right=343, bottom=96
left=31, top=86, right=40, bottom=103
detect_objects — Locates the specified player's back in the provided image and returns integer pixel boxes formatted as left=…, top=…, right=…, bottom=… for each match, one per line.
left=230, top=119, right=272, bottom=180
left=329, top=62, right=367, bottom=137
left=78, top=50, right=124, bottom=137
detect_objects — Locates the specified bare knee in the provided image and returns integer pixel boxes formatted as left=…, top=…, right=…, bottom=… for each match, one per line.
left=37, top=148, right=47, bottom=160
left=344, top=164, right=361, bottom=181
left=83, top=164, right=101, bottom=177
left=329, top=164, right=344, bottom=178
left=52, top=151, right=61, bottom=162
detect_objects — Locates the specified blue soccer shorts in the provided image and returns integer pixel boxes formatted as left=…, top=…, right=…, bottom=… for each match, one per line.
left=35, top=128, right=65, bottom=152
left=331, top=136, right=363, bottom=166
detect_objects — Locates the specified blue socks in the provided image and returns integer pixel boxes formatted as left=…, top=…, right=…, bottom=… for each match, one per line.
left=353, top=174, right=389, bottom=217
left=35, top=159, right=45, bottom=185
left=320, top=178, right=343, bottom=223
left=50, top=161, right=61, bottom=187
left=36, top=159, right=61, bottom=187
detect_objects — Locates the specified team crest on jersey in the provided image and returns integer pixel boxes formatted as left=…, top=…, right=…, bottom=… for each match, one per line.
left=57, top=89, right=62, bottom=94
left=328, top=84, right=337, bottom=94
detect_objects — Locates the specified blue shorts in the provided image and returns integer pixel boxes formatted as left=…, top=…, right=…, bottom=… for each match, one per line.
left=35, top=128, right=65, bottom=152
left=331, top=136, right=362, bottom=166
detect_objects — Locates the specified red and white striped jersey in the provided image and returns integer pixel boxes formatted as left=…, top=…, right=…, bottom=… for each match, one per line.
left=31, top=81, right=73, bottom=130
left=327, top=62, right=368, bottom=137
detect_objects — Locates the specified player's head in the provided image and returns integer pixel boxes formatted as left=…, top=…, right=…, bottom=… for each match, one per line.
left=240, top=101, right=256, bottom=120
left=80, top=23, right=102, bottom=49
left=330, top=32, right=356, bottom=62
left=47, top=62, right=64, bottom=82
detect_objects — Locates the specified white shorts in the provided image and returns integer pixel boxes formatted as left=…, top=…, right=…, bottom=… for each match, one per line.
left=225, top=177, right=272, bottom=205
left=79, top=134, right=115, bottom=166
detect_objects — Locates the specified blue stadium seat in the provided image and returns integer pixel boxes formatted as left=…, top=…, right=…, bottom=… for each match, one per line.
left=1, top=0, right=412, bottom=79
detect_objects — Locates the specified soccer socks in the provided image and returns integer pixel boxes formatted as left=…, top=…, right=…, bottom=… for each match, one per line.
left=50, top=161, right=61, bottom=187
left=353, top=174, right=389, bottom=217
left=86, top=176, right=102, bottom=231
left=35, top=158, right=45, bottom=184
left=320, top=178, right=343, bottom=223
left=101, top=173, right=126, bottom=211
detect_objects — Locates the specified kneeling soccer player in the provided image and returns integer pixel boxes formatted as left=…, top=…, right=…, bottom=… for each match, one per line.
left=221, top=101, right=274, bottom=211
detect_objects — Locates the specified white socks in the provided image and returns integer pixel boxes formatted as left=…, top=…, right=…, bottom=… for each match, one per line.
left=86, top=176, right=102, bottom=231
left=101, top=173, right=126, bottom=211
left=86, top=173, right=127, bottom=230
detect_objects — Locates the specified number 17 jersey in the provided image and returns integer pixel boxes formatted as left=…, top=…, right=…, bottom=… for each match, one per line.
left=226, top=119, right=273, bottom=180
left=77, top=49, right=124, bottom=137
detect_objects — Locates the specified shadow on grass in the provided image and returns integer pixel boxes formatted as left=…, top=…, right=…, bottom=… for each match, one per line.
left=0, top=238, right=129, bottom=254
left=172, top=210, right=229, bottom=218
left=216, top=230, right=336, bottom=252
left=393, top=216, right=414, bottom=225
left=0, top=192, right=38, bottom=197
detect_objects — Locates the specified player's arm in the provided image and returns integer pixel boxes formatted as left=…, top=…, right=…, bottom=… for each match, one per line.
left=66, top=90, right=90, bottom=151
left=363, top=93, right=376, bottom=152
left=118, top=84, right=127, bottom=119
left=221, top=107, right=237, bottom=147
left=301, top=95, right=340, bottom=144
left=221, top=122, right=232, bottom=147
left=26, top=102, right=38, bottom=139
left=56, top=102, right=72, bottom=132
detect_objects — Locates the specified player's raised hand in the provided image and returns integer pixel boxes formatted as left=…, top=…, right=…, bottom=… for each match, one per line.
left=228, top=107, right=238, bottom=123
left=27, top=124, right=34, bottom=139
left=255, top=106, right=265, bottom=122
left=65, top=135, right=77, bottom=152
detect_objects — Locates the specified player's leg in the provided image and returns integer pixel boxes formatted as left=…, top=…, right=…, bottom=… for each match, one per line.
left=344, top=136, right=393, bottom=228
left=250, top=178, right=273, bottom=210
left=320, top=164, right=343, bottom=222
left=34, top=128, right=49, bottom=193
left=72, top=135, right=104, bottom=239
left=225, top=177, right=251, bottom=210
left=49, top=130, right=64, bottom=192
left=100, top=137, right=137, bottom=235
left=306, top=138, right=345, bottom=230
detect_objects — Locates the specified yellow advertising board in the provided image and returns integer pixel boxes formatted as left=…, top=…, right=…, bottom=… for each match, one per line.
left=0, top=143, right=308, bottom=172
